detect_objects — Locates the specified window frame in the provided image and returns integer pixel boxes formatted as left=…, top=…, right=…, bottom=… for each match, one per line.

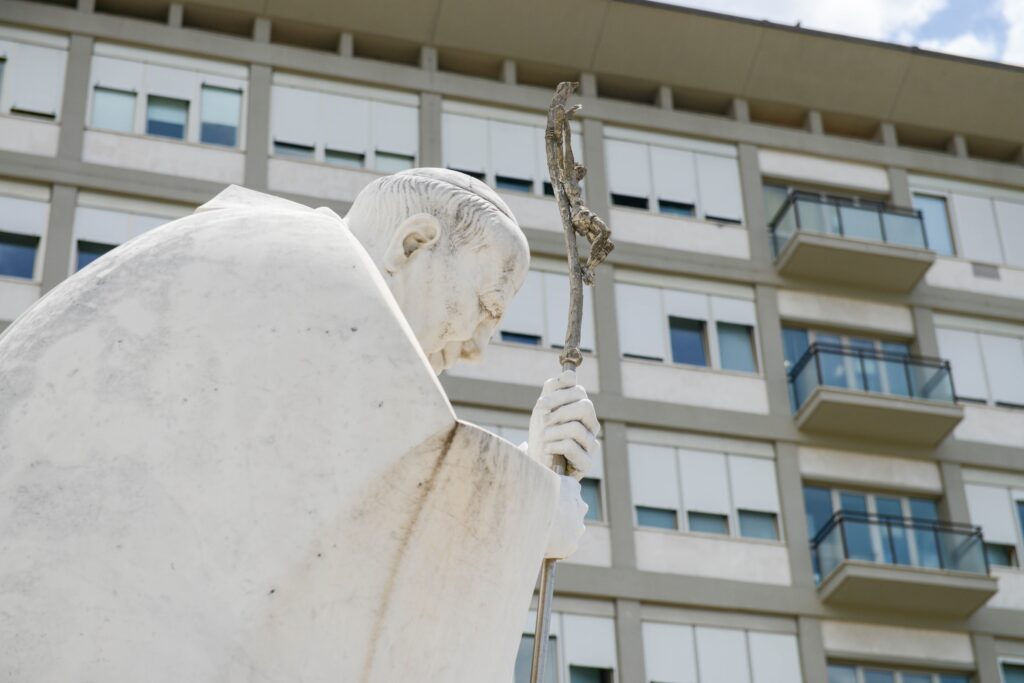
left=827, top=663, right=972, bottom=683
left=496, top=264, right=597, bottom=354
left=0, top=187, right=50, bottom=284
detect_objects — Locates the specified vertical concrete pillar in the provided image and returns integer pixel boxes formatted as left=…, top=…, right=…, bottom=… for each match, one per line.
left=57, top=35, right=94, bottom=162
left=754, top=284, right=791, bottom=417
left=737, top=143, right=772, bottom=265
left=972, top=634, right=1003, bottom=683
left=602, top=421, right=635, bottom=569
left=614, top=599, right=646, bottom=683
left=418, top=92, right=443, bottom=168
left=729, top=97, right=750, bottom=123
left=947, top=133, right=969, bottom=159
left=338, top=32, right=354, bottom=57
left=911, top=305, right=939, bottom=357
left=501, top=59, right=516, bottom=85
left=41, top=184, right=77, bottom=294
left=776, top=442, right=815, bottom=587
left=797, top=616, right=829, bottom=682
left=875, top=122, right=898, bottom=147
left=252, top=17, right=271, bottom=43
left=167, top=3, right=183, bottom=27
left=76, top=0, right=95, bottom=11
left=580, top=73, right=598, bottom=98
left=939, top=461, right=971, bottom=523
left=244, top=64, right=272, bottom=190
left=655, top=85, right=673, bottom=111
left=804, top=110, right=824, bottom=135
left=888, top=167, right=913, bottom=208
left=419, top=46, right=438, bottom=72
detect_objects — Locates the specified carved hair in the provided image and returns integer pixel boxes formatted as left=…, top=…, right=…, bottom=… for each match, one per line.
left=345, top=168, right=529, bottom=259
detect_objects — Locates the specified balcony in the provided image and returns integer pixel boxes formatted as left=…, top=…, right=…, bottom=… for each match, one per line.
left=811, top=511, right=997, bottom=616
left=790, top=343, right=963, bottom=446
left=770, top=192, right=936, bottom=292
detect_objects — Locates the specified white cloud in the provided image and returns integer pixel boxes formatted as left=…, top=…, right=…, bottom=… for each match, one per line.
left=1001, top=0, right=1024, bottom=65
left=920, top=32, right=1001, bottom=60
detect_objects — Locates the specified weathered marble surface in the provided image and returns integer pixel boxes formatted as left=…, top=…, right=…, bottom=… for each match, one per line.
left=0, top=190, right=559, bottom=680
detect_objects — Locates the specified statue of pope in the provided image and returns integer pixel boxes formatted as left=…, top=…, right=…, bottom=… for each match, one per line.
left=0, top=168, right=599, bottom=681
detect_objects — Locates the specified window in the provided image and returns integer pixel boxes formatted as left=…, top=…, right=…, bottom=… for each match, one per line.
left=0, top=193, right=48, bottom=281
left=965, top=482, right=1024, bottom=569
left=604, top=130, right=744, bottom=223
left=72, top=198, right=186, bottom=273
left=146, top=95, right=188, bottom=139
left=76, top=240, right=114, bottom=270
left=513, top=635, right=557, bottom=683
left=616, top=282, right=759, bottom=373
left=0, top=231, right=39, bottom=279
left=570, top=667, right=612, bottom=683
left=498, top=269, right=596, bottom=352
left=91, top=87, right=135, bottom=132
left=830, top=664, right=969, bottom=683
left=441, top=107, right=578, bottom=197
left=936, top=321, right=1024, bottom=408
left=986, top=543, right=1017, bottom=567
left=199, top=85, right=241, bottom=147
left=629, top=442, right=781, bottom=542
left=0, top=35, right=67, bottom=121
left=643, top=622, right=801, bottom=683
left=1004, top=662, right=1024, bottom=683
left=272, top=80, right=418, bottom=174
left=912, top=194, right=954, bottom=256
left=580, top=478, right=603, bottom=523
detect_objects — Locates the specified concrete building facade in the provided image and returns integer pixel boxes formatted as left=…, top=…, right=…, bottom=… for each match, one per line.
left=2, top=0, right=1024, bottom=680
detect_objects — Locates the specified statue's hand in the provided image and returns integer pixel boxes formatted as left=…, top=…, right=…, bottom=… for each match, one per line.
left=545, top=475, right=589, bottom=559
left=527, top=370, right=600, bottom=481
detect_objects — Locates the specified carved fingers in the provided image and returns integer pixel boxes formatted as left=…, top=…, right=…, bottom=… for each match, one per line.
left=528, top=370, right=600, bottom=481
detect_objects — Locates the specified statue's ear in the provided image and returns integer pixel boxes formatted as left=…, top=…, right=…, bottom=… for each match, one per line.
left=383, top=213, right=442, bottom=274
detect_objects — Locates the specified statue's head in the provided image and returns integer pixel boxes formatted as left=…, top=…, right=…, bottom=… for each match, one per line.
left=346, top=168, right=531, bottom=374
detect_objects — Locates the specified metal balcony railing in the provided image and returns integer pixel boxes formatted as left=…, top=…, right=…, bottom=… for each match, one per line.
left=789, top=342, right=956, bottom=409
left=769, top=191, right=928, bottom=256
left=810, top=510, right=988, bottom=582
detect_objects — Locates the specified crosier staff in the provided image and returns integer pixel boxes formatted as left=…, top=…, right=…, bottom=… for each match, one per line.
left=530, top=81, right=614, bottom=683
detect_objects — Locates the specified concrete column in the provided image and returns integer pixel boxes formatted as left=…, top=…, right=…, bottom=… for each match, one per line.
left=729, top=97, right=750, bottom=123
left=419, top=46, right=438, bottom=72
left=338, top=32, right=354, bottom=57
left=602, top=421, right=635, bottom=569
left=939, top=461, right=971, bottom=523
left=76, top=0, right=95, bottom=11
left=167, top=2, right=183, bottom=27
left=580, top=73, right=598, bottom=98
left=804, top=110, right=824, bottom=135
left=500, top=59, right=516, bottom=85
left=418, top=92, right=443, bottom=167
left=41, top=184, right=77, bottom=294
left=776, top=442, right=815, bottom=587
left=57, top=35, right=94, bottom=162
left=754, top=284, right=791, bottom=416
left=947, top=133, right=969, bottom=159
left=875, top=122, right=898, bottom=147
left=614, top=599, right=646, bottom=683
left=737, top=143, right=772, bottom=266
left=243, top=64, right=272, bottom=190
left=252, top=17, right=271, bottom=43
left=887, top=167, right=913, bottom=208
left=911, top=305, right=939, bottom=357
left=797, top=616, right=829, bottom=682
left=972, top=633, right=1002, bottom=683
left=655, top=85, right=673, bottom=111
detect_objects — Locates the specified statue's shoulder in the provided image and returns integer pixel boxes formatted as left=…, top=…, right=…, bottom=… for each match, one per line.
left=195, top=185, right=336, bottom=217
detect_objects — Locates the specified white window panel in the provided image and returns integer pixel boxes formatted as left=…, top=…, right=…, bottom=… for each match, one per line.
left=0, top=196, right=48, bottom=236
left=994, top=200, right=1024, bottom=268
left=74, top=207, right=135, bottom=245
left=144, top=63, right=196, bottom=101
left=323, top=94, right=371, bottom=154
left=935, top=328, right=989, bottom=401
left=642, top=622, right=697, bottom=683
left=606, top=139, right=651, bottom=199
left=7, top=44, right=66, bottom=117
left=443, top=113, right=488, bottom=174
left=91, top=55, right=144, bottom=92
left=748, top=632, right=802, bottom=683
left=679, top=449, right=730, bottom=516
left=953, top=194, right=1003, bottom=263
left=616, top=283, right=666, bottom=360
left=650, top=146, right=697, bottom=206
left=663, top=289, right=707, bottom=321
left=562, top=615, right=617, bottom=670
left=980, top=333, right=1024, bottom=406
left=491, top=120, right=536, bottom=182
left=628, top=443, right=680, bottom=510
left=271, top=86, right=321, bottom=148
left=710, top=296, right=756, bottom=326
left=695, top=627, right=751, bottom=683
left=200, top=86, right=240, bottom=127
left=965, top=483, right=1017, bottom=545
left=728, top=455, right=779, bottom=514
left=500, top=270, right=545, bottom=339
left=543, top=272, right=595, bottom=351
left=696, top=154, right=744, bottom=223
left=373, top=101, right=417, bottom=157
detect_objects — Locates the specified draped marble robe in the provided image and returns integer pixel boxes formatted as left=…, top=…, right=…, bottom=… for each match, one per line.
left=0, top=187, right=559, bottom=682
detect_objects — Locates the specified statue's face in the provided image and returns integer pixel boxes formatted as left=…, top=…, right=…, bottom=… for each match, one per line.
left=387, top=229, right=528, bottom=375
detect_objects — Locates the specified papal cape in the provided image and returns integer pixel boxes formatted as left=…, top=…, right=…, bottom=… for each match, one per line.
left=0, top=187, right=560, bottom=681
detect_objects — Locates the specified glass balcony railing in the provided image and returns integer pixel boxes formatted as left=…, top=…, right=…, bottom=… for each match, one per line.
left=811, top=510, right=988, bottom=581
left=770, top=191, right=928, bottom=256
left=789, top=342, right=956, bottom=410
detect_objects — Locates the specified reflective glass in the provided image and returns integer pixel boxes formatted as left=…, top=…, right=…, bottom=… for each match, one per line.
left=883, top=211, right=927, bottom=248
left=658, top=199, right=695, bottom=217
left=902, top=674, right=932, bottom=683
left=881, top=341, right=911, bottom=397
left=76, top=240, right=115, bottom=271
left=939, top=676, right=970, bottom=683
left=146, top=96, right=188, bottom=139
left=795, top=197, right=840, bottom=234
left=570, top=666, right=609, bottom=683
left=581, top=478, right=602, bottom=522
left=376, top=151, right=415, bottom=173
left=827, top=664, right=857, bottom=683
left=913, top=193, right=955, bottom=256
left=688, top=511, right=728, bottom=535
left=849, top=337, right=882, bottom=392
left=839, top=205, right=883, bottom=241
left=718, top=322, right=756, bottom=373
left=274, top=141, right=314, bottom=159
left=817, top=334, right=849, bottom=389
left=738, top=510, right=778, bottom=540
left=864, top=670, right=895, bottom=683
left=92, top=87, right=136, bottom=133
left=803, top=486, right=834, bottom=539
left=669, top=317, right=707, bottom=367
left=1003, top=664, right=1024, bottom=683
left=326, top=149, right=365, bottom=168
left=985, top=542, right=1015, bottom=567
left=200, top=86, right=240, bottom=146
left=840, top=493, right=874, bottom=562
left=910, top=498, right=941, bottom=569
left=876, top=497, right=911, bottom=565
left=636, top=506, right=677, bottom=530
left=0, top=231, right=38, bottom=279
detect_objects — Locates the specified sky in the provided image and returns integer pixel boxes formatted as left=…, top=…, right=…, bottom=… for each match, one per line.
left=659, top=0, right=1024, bottom=66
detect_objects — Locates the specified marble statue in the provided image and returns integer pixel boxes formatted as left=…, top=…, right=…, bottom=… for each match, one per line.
left=0, top=169, right=599, bottom=681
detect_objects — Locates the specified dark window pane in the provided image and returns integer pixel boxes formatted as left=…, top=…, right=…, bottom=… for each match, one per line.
left=986, top=542, right=1017, bottom=567
left=76, top=241, right=115, bottom=271
left=200, top=122, right=236, bottom=147
left=827, top=664, right=858, bottom=683
left=581, top=478, right=602, bottom=522
left=803, top=486, right=834, bottom=538
left=448, top=167, right=485, bottom=181
left=658, top=199, right=695, bottom=217
left=274, top=141, right=314, bottom=159
left=876, top=497, right=911, bottom=565
left=199, top=85, right=241, bottom=147
left=514, top=635, right=557, bottom=683
left=763, top=184, right=789, bottom=224
left=0, top=232, right=39, bottom=279
left=146, top=95, right=188, bottom=139
left=501, top=331, right=541, bottom=346
left=570, top=666, right=612, bottom=683
left=496, top=176, right=533, bottom=193
left=1005, top=664, right=1024, bottom=683
left=939, top=675, right=970, bottom=683
left=902, top=674, right=932, bottom=683
left=543, top=181, right=555, bottom=196
left=738, top=510, right=778, bottom=540
left=669, top=317, right=707, bottom=367
left=864, top=670, right=895, bottom=683
left=910, top=498, right=941, bottom=568
left=718, top=322, right=756, bottom=373
left=840, top=493, right=874, bottom=561
left=611, top=193, right=648, bottom=210
left=782, top=327, right=810, bottom=368
left=636, top=506, right=677, bottom=530
left=326, top=149, right=365, bottom=168
left=688, top=511, right=728, bottom=535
